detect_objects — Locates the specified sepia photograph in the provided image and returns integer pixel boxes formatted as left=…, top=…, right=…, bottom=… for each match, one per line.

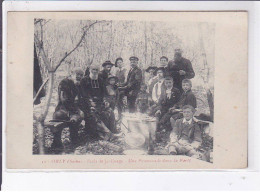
left=33, top=18, right=215, bottom=163
left=6, top=11, right=247, bottom=170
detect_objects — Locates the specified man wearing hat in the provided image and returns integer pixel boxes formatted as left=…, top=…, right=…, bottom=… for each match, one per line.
left=99, top=60, right=114, bottom=83
left=119, top=56, right=142, bottom=113
left=167, top=49, right=195, bottom=92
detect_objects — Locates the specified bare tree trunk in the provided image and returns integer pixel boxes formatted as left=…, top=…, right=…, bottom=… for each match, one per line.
left=144, top=22, right=147, bottom=67
left=198, top=23, right=214, bottom=121
left=37, top=72, right=54, bottom=154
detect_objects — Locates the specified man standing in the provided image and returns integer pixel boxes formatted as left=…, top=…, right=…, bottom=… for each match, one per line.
left=159, top=56, right=168, bottom=69
left=167, top=49, right=195, bottom=92
left=120, top=56, right=142, bottom=113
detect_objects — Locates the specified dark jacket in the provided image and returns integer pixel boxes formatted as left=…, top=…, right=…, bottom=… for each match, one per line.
left=172, top=118, right=202, bottom=143
left=99, top=69, right=110, bottom=83
left=55, top=78, right=79, bottom=113
left=79, top=76, right=106, bottom=112
left=167, top=57, right=195, bottom=91
left=124, top=66, right=142, bottom=97
left=158, top=87, right=181, bottom=113
left=175, top=89, right=197, bottom=109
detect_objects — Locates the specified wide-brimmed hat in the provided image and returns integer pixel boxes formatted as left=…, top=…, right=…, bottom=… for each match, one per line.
left=102, top=60, right=115, bottom=67
left=155, top=66, right=165, bottom=74
left=145, top=66, right=157, bottom=73
left=129, top=56, right=139, bottom=61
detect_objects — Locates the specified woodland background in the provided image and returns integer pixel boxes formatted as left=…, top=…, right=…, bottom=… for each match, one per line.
left=33, top=19, right=215, bottom=156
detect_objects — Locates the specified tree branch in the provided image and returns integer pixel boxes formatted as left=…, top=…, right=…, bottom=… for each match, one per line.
left=53, top=21, right=99, bottom=72
left=33, top=78, right=49, bottom=105
left=34, top=34, right=51, bottom=70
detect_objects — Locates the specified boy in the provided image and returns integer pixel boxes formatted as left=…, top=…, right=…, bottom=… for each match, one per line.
left=170, top=79, right=197, bottom=124
left=175, top=79, right=197, bottom=109
left=167, top=105, right=202, bottom=159
left=136, top=83, right=150, bottom=113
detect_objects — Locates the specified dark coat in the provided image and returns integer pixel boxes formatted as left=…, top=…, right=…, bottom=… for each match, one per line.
left=172, top=118, right=202, bottom=143
left=167, top=57, right=195, bottom=91
left=99, top=69, right=110, bottom=83
left=158, top=87, right=181, bottom=113
left=55, top=78, right=80, bottom=114
left=175, top=89, right=197, bottom=109
left=124, top=66, right=143, bottom=97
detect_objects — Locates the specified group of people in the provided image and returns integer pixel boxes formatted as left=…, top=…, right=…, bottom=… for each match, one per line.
left=51, top=48, right=203, bottom=158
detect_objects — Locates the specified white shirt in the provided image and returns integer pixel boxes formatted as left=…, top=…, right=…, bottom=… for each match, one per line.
left=166, top=87, right=173, bottom=99
left=182, top=118, right=192, bottom=125
left=152, top=79, right=164, bottom=103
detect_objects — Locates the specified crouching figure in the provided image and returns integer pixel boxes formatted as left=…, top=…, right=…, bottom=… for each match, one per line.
left=51, top=69, right=84, bottom=153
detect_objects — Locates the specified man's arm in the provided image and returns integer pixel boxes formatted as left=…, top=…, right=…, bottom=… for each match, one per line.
left=185, top=60, right=195, bottom=79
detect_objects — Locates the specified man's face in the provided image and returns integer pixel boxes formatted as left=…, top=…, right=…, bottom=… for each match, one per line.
left=130, top=59, right=138, bottom=68
left=90, top=67, right=99, bottom=76
left=104, top=65, right=112, bottom=72
left=160, top=58, right=168, bottom=67
left=164, top=80, right=173, bottom=89
left=148, top=69, right=155, bottom=77
left=157, top=70, right=164, bottom=79
left=174, top=53, right=182, bottom=62
left=183, top=108, right=194, bottom=121
left=182, top=82, right=191, bottom=92
left=75, top=73, right=84, bottom=82
left=117, top=60, right=123, bottom=69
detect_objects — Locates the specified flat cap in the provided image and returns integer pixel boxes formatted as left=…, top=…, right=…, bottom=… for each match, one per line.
left=129, top=56, right=139, bottom=61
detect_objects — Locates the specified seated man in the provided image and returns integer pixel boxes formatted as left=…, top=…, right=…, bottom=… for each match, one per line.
left=167, top=105, right=202, bottom=159
left=52, top=67, right=84, bottom=153
left=155, top=76, right=181, bottom=131
left=80, top=64, right=118, bottom=140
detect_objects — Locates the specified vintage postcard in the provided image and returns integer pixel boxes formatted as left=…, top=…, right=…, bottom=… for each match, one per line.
left=6, top=11, right=247, bottom=170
